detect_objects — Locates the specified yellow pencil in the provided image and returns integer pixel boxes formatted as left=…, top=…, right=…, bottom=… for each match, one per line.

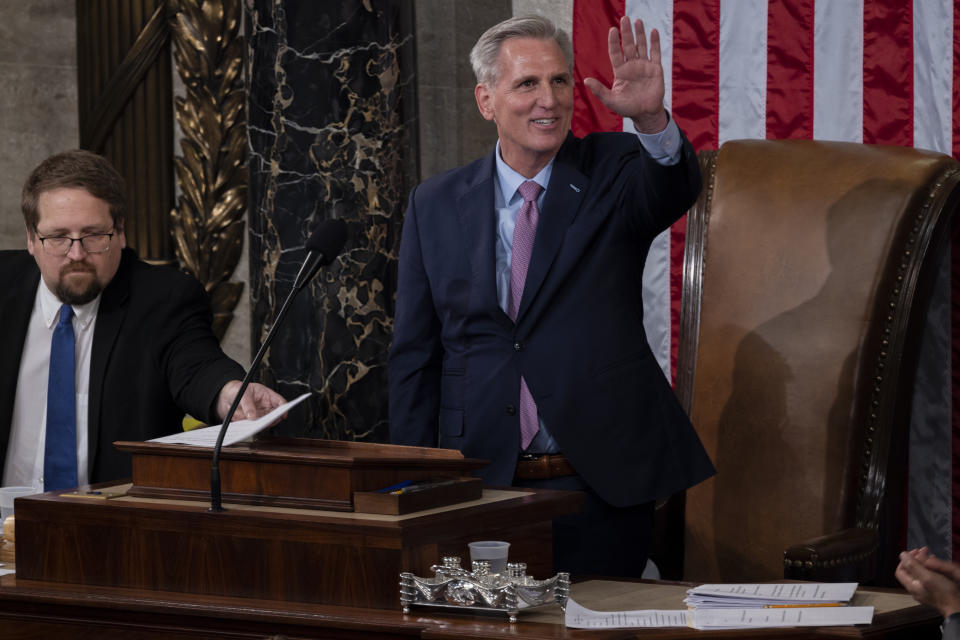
left=764, top=603, right=843, bottom=608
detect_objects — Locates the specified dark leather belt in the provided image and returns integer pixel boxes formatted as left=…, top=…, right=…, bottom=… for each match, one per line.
left=514, top=454, right=576, bottom=480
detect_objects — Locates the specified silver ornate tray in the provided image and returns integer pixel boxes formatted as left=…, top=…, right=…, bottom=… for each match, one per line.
left=400, top=556, right=569, bottom=623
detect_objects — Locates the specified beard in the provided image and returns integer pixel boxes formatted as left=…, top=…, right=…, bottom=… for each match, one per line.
left=54, top=262, right=102, bottom=305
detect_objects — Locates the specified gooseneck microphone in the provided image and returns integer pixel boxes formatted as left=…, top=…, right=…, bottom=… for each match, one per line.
left=209, top=218, right=348, bottom=512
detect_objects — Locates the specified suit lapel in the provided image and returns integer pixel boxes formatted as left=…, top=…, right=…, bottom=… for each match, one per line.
left=0, top=258, right=41, bottom=456
left=516, top=159, right=588, bottom=321
left=457, top=153, right=511, bottom=328
left=88, top=250, right=131, bottom=471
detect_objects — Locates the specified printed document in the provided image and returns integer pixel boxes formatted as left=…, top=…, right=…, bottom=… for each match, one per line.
left=565, top=582, right=874, bottom=630
left=564, top=598, right=689, bottom=629
left=692, top=606, right=874, bottom=629
left=148, top=393, right=311, bottom=447
left=685, top=582, right=858, bottom=608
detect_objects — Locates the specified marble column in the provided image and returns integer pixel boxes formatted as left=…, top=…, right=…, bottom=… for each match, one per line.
left=246, top=0, right=416, bottom=441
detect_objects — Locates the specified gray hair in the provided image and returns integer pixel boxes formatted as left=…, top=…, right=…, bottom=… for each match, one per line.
left=470, top=14, right=574, bottom=87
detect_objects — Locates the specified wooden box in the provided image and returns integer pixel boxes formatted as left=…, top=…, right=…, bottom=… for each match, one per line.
left=114, top=437, right=488, bottom=511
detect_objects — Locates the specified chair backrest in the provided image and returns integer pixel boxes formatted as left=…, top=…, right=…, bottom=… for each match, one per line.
left=676, top=139, right=960, bottom=583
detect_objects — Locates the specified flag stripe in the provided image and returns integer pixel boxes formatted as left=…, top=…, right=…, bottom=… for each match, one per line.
left=813, top=0, right=863, bottom=142
left=628, top=0, right=676, bottom=383
left=862, top=0, right=914, bottom=145
left=766, top=0, right=814, bottom=140
left=572, top=0, right=624, bottom=137
left=671, top=0, right=719, bottom=383
left=718, top=0, right=767, bottom=144
left=913, top=0, right=952, bottom=153
left=626, top=0, right=674, bottom=114
left=671, top=0, right=720, bottom=151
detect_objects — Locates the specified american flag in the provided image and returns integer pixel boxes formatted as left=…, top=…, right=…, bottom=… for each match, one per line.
left=569, top=0, right=958, bottom=561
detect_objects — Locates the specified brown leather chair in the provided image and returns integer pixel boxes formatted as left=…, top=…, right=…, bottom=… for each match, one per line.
left=670, top=139, right=960, bottom=585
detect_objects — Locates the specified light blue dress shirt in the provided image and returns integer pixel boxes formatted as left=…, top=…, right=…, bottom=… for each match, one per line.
left=493, top=118, right=683, bottom=453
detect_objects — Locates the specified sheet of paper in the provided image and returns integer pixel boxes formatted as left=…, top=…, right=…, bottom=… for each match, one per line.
left=148, top=393, right=310, bottom=447
left=564, top=597, right=690, bottom=629
left=686, top=582, right=858, bottom=605
left=564, top=596, right=873, bottom=630
left=691, top=606, right=874, bottom=629
left=0, top=565, right=13, bottom=577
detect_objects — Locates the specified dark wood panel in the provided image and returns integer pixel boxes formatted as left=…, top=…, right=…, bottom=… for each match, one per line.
left=12, top=487, right=579, bottom=609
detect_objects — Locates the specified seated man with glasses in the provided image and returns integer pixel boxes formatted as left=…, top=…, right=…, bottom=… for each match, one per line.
left=0, top=149, right=286, bottom=491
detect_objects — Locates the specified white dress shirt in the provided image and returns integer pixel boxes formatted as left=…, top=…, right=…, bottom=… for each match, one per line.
left=3, top=281, right=98, bottom=489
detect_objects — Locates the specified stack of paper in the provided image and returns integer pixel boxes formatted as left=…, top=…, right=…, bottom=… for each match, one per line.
left=565, top=583, right=875, bottom=631
left=681, top=583, right=873, bottom=630
left=689, top=605, right=875, bottom=630
left=684, top=582, right=858, bottom=609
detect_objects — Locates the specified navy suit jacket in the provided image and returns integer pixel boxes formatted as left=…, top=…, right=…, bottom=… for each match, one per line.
left=0, top=248, right=245, bottom=483
left=388, top=130, right=715, bottom=507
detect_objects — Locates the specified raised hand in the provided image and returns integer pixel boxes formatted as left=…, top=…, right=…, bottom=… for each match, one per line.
left=583, top=16, right=668, bottom=133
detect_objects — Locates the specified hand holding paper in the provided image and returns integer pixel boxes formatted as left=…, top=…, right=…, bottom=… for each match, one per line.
left=150, top=393, right=311, bottom=447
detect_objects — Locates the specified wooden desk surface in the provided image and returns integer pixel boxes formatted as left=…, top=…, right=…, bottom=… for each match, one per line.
left=0, top=571, right=941, bottom=639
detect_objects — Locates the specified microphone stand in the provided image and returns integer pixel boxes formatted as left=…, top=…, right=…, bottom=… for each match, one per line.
left=208, top=257, right=320, bottom=512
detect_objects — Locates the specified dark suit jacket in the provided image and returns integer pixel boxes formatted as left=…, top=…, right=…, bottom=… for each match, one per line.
left=389, top=131, right=715, bottom=508
left=0, top=248, right=245, bottom=483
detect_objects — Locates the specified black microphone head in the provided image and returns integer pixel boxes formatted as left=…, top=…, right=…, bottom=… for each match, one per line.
left=305, top=218, right=348, bottom=265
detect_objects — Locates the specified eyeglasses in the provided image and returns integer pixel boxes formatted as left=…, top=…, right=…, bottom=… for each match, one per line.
left=35, top=231, right=114, bottom=256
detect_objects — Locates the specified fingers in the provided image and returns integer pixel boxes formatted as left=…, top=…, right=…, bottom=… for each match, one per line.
left=621, top=17, right=659, bottom=61
left=647, top=24, right=661, bottom=64
left=620, top=16, right=637, bottom=59
left=897, top=549, right=960, bottom=616
left=609, top=17, right=655, bottom=65
left=607, top=25, right=621, bottom=66
left=896, top=552, right=933, bottom=597
left=926, top=555, right=960, bottom=582
left=259, top=383, right=286, bottom=408
left=633, top=18, right=647, bottom=59
left=245, top=384, right=287, bottom=418
left=216, top=380, right=241, bottom=422
left=943, top=563, right=960, bottom=583
left=217, top=381, right=287, bottom=422
left=236, top=394, right=256, bottom=421
left=583, top=77, right=611, bottom=103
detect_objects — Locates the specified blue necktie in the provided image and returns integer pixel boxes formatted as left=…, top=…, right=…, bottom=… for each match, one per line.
left=44, top=304, right=77, bottom=491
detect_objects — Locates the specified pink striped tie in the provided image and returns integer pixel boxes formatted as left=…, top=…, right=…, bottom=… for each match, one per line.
left=509, top=180, right=542, bottom=450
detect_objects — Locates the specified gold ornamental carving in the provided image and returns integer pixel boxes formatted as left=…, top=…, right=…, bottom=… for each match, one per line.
left=168, top=0, right=247, bottom=339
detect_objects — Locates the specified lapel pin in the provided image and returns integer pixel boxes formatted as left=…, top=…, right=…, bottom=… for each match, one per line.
left=569, top=184, right=581, bottom=193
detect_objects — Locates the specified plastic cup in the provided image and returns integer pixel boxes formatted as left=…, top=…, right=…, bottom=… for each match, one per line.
left=0, top=486, right=37, bottom=523
left=468, top=540, right=510, bottom=574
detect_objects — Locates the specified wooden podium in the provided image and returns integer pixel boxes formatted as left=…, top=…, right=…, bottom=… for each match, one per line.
left=12, top=438, right=581, bottom=610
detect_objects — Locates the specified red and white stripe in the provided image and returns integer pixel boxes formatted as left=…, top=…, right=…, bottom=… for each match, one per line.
left=570, top=0, right=957, bottom=561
